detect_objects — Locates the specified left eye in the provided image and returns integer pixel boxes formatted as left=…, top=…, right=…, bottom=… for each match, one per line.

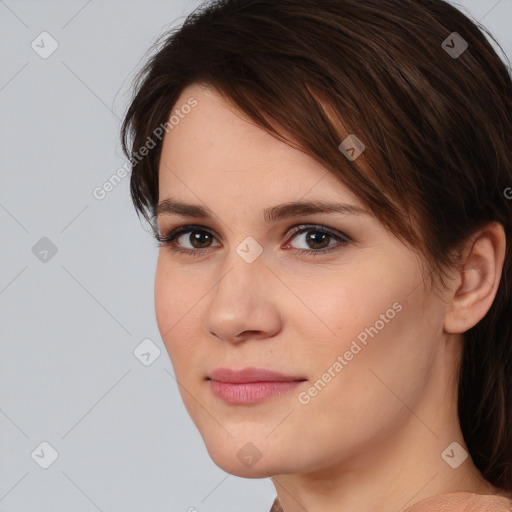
left=286, top=226, right=347, bottom=252
left=157, top=224, right=350, bottom=256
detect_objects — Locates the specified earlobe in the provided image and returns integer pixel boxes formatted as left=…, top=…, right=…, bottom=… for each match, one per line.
left=443, top=222, right=506, bottom=334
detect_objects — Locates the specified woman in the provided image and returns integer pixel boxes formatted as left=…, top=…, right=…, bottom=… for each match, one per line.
left=120, top=0, right=512, bottom=510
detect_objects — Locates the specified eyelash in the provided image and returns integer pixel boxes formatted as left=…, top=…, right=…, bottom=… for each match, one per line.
left=156, top=224, right=351, bottom=257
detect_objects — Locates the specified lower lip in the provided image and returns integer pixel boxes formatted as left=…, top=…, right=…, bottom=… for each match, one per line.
left=208, top=380, right=304, bottom=404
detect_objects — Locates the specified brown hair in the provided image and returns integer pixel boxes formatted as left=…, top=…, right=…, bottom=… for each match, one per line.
left=120, top=0, right=512, bottom=492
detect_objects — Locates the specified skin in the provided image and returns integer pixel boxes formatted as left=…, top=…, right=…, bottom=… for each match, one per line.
left=154, top=83, right=509, bottom=512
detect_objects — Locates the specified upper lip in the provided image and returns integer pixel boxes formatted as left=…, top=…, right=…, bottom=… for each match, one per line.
left=208, top=367, right=306, bottom=383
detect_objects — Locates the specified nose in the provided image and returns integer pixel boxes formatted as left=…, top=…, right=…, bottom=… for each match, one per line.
left=203, top=246, right=282, bottom=343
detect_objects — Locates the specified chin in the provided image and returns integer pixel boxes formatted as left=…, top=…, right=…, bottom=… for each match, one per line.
left=201, top=436, right=292, bottom=478
left=208, top=452, right=287, bottom=479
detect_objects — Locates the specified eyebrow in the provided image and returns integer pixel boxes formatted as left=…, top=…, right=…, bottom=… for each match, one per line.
left=154, top=198, right=370, bottom=223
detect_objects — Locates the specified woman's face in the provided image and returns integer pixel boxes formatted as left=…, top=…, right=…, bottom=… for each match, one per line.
left=154, top=83, right=450, bottom=477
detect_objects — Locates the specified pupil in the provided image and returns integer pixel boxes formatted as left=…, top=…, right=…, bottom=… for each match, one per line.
left=307, top=232, right=329, bottom=249
left=192, top=231, right=211, bottom=248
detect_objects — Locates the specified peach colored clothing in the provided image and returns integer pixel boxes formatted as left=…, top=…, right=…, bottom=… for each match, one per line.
left=268, top=492, right=512, bottom=511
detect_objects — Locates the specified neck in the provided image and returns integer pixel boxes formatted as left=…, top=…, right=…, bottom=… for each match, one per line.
left=272, top=427, right=494, bottom=512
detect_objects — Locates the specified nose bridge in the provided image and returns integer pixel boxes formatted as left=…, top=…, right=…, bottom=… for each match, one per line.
left=215, top=234, right=267, bottom=300
left=203, top=236, right=281, bottom=341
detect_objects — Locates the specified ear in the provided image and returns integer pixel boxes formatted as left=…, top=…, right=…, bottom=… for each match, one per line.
left=443, top=222, right=506, bottom=334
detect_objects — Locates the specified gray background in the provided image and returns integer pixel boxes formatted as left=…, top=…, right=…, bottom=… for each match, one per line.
left=1, top=1, right=511, bottom=510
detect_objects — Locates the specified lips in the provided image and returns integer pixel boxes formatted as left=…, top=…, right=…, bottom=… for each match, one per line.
left=207, top=367, right=306, bottom=384
left=207, top=367, right=307, bottom=404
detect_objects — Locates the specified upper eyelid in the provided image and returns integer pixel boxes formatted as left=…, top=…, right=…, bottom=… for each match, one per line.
left=157, top=223, right=350, bottom=244
left=286, top=224, right=349, bottom=242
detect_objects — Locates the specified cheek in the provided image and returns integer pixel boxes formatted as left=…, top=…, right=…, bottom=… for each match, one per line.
left=297, top=257, right=433, bottom=398
left=292, top=278, right=437, bottom=455
left=154, top=257, right=203, bottom=363
left=296, top=263, right=408, bottom=355
left=154, top=260, right=175, bottom=339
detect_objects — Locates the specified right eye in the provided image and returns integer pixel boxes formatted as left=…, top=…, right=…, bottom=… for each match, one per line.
left=157, top=225, right=220, bottom=256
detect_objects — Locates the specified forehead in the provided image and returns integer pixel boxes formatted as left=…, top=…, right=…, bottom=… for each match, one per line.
left=158, top=83, right=363, bottom=208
